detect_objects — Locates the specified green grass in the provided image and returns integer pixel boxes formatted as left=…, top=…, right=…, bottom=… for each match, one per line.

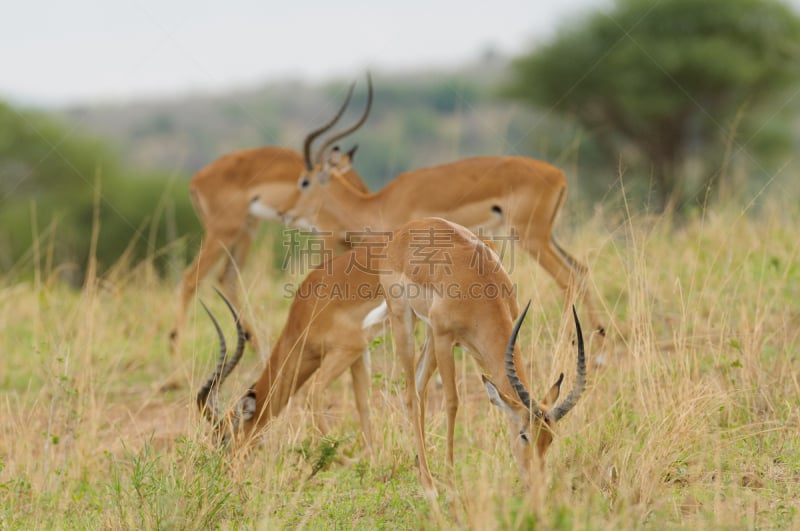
left=1, top=199, right=799, bottom=529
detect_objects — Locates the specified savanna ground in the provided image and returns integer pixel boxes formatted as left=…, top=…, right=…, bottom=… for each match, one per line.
left=1, top=196, right=799, bottom=529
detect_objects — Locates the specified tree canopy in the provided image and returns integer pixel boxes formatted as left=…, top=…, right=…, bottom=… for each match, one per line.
left=505, top=0, right=800, bottom=211
left=0, top=102, right=199, bottom=282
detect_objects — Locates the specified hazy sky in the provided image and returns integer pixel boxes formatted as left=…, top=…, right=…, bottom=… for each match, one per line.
left=2, top=0, right=612, bottom=106
left=5, top=0, right=800, bottom=107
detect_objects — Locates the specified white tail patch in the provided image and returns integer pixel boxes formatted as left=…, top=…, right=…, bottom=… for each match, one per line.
left=362, top=301, right=388, bottom=329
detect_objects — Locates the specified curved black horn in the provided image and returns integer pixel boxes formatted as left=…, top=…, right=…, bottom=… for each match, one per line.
left=302, top=81, right=356, bottom=170
left=314, top=72, right=373, bottom=166
left=196, top=289, right=247, bottom=422
left=546, top=306, right=587, bottom=422
left=504, top=300, right=541, bottom=416
left=196, top=299, right=225, bottom=421
left=214, top=288, right=247, bottom=382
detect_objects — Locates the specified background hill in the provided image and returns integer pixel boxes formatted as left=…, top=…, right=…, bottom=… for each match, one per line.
left=3, top=52, right=798, bottom=282
left=4, top=56, right=614, bottom=283
left=55, top=56, right=597, bottom=192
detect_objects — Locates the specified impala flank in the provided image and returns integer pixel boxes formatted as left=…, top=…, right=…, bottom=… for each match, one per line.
left=271, top=75, right=605, bottom=339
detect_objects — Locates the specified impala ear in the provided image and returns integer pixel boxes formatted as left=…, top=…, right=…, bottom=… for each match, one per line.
left=347, top=144, right=358, bottom=161
left=542, top=373, right=564, bottom=407
left=482, top=374, right=527, bottom=421
left=327, top=146, right=342, bottom=165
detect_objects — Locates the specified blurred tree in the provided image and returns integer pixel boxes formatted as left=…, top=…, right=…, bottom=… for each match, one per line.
left=0, top=102, right=114, bottom=198
left=505, top=0, right=800, bottom=211
left=0, top=102, right=199, bottom=283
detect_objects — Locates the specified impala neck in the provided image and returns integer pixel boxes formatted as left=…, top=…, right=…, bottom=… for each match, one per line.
left=249, top=335, right=319, bottom=428
left=339, top=167, right=368, bottom=194
left=325, top=174, right=387, bottom=231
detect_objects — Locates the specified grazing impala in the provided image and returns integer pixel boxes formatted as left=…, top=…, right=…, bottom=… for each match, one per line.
left=196, top=245, right=385, bottom=448
left=373, top=218, right=586, bottom=492
left=171, top=81, right=372, bottom=352
left=272, top=75, right=605, bottom=339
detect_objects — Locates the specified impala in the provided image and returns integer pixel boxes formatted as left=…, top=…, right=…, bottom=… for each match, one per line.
left=373, top=218, right=586, bottom=492
left=196, top=245, right=385, bottom=449
left=171, top=80, right=372, bottom=352
left=272, top=75, right=605, bottom=339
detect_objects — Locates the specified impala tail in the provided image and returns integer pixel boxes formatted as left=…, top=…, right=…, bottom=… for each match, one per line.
left=362, top=300, right=388, bottom=329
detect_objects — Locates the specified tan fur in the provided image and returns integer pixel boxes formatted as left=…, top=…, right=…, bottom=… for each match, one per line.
left=212, top=246, right=383, bottom=450
left=171, top=146, right=368, bottom=352
left=378, top=218, right=572, bottom=493
left=288, top=155, right=604, bottom=337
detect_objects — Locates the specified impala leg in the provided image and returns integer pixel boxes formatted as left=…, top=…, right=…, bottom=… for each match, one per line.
left=389, top=308, right=436, bottom=493
left=172, top=235, right=228, bottom=353
left=415, top=328, right=437, bottom=449
left=349, top=352, right=373, bottom=452
left=304, top=347, right=367, bottom=441
left=431, top=329, right=457, bottom=469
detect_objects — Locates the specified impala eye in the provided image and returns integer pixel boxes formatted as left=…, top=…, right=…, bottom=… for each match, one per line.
left=299, top=177, right=311, bottom=190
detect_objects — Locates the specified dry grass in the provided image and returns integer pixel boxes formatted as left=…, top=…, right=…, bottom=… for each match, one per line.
left=1, top=200, right=799, bottom=529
